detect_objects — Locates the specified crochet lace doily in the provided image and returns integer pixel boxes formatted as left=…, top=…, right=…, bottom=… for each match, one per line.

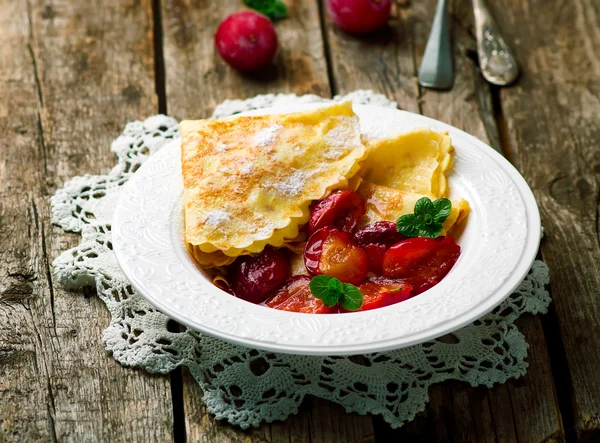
left=51, top=90, right=550, bottom=429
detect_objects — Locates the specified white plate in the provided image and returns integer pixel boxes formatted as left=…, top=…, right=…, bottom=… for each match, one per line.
left=113, top=103, right=540, bottom=356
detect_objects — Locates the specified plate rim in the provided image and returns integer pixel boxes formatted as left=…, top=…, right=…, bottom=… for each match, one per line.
left=113, top=103, right=541, bottom=355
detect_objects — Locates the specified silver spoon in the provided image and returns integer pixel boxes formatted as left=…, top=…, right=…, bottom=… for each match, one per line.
left=418, top=0, right=453, bottom=90
left=472, top=0, right=519, bottom=85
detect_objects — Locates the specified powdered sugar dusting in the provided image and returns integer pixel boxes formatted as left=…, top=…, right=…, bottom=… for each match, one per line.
left=240, top=161, right=254, bottom=175
left=256, top=224, right=276, bottom=238
left=215, top=142, right=228, bottom=152
left=274, top=170, right=305, bottom=196
left=324, top=117, right=361, bottom=148
left=323, top=149, right=343, bottom=159
left=204, top=210, right=231, bottom=226
left=255, top=124, right=283, bottom=147
left=252, top=214, right=276, bottom=238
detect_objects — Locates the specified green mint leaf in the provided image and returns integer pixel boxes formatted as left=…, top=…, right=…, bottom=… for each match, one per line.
left=340, top=284, right=363, bottom=311
left=327, top=277, right=343, bottom=293
left=396, top=214, right=420, bottom=237
left=413, top=197, right=434, bottom=215
left=309, top=275, right=334, bottom=298
left=432, top=198, right=452, bottom=224
left=243, top=0, right=288, bottom=20
left=310, top=275, right=342, bottom=306
left=321, top=289, right=341, bottom=307
left=243, top=0, right=274, bottom=13
left=268, top=1, right=287, bottom=19
left=398, top=197, right=450, bottom=238
left=418, top=223, right=443, bottom=238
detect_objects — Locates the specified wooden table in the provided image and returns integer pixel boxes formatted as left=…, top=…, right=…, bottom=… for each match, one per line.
left=1, top=0, right=599, bottom=441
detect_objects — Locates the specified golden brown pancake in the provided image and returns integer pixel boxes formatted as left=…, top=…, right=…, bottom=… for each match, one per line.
left=180, top=102, right=367, bottom=265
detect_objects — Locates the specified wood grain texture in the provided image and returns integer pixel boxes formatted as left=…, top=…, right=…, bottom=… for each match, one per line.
left=0, top=0, right=174, bottom=441
left=162, top=0, right=330, bottom=121
left=162, top=1, right=374, bottom=440
left=1, top=0, right=591, bottom=440
left=511, top=315, right=565, bottom=442
left=324, top=0, right=564, bottom=441
left=493, top=0, right=600, bottom=440
left=323, top=0, right=419, bottom=112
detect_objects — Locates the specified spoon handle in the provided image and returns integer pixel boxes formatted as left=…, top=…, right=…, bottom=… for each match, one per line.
left=418, top=0, right=453, bottom=90
left=472, top=0, right=519, bottom=86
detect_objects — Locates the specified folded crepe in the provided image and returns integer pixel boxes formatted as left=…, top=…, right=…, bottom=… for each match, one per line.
left=180, top=101, right=367, bottom=267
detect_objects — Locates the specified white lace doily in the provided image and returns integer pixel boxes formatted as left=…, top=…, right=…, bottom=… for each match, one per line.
left=51, top=90, right=551, bottom=429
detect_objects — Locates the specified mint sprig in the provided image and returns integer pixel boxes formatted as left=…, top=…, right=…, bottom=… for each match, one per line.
left=244, top=0, right=288, bottom=20
left=396, top=197, right=452, bottom=238
left=309, top=275, right=363, bottom=311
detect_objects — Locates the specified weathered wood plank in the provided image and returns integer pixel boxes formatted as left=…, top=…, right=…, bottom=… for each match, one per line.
left=324, top=0, right=564, bottom=441
left=511, top=315, right=565, bottom=442
left=323, top=0, right=419, bottom=112
left=492, top=0, right=600, bottom=440
left=162, top=0, right=330, bottom=121
left=0, top=4, right=49, bottom=440
left=161, top=1, right=375, bottom=440
left=448, top=384, right=496, bottom=443
left=0, top=0, right=174, bottom=441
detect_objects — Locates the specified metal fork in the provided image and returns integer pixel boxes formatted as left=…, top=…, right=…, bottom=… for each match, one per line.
left=418, top=0, right=453, bottom=90
left=472, top=0, right=519, bottom=85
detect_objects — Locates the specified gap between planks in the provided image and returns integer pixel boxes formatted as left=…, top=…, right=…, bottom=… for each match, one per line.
left=152, top=0, right=184, bottom=441
left=153, top=0, right=167, bottom=115
left=317, top=0, right=338, bottom=97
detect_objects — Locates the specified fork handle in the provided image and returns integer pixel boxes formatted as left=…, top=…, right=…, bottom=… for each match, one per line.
left=472, top=0, right=519, bottom=85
